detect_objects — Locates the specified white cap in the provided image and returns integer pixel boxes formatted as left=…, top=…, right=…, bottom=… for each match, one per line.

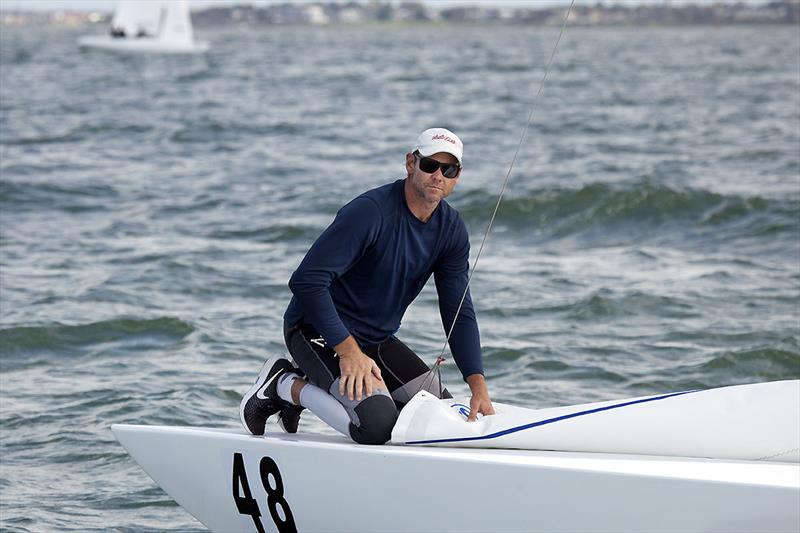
left=414, top=127, right=463, bottom=165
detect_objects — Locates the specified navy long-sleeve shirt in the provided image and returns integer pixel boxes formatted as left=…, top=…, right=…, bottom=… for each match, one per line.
left=284, top=179, right=483, bottom=380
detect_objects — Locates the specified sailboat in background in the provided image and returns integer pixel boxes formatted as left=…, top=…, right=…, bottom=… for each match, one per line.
left=78, top=0, right=209, bottom=54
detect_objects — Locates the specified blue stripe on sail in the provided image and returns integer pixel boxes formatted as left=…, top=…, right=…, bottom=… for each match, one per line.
left=405, top=389, right=700, bottom=445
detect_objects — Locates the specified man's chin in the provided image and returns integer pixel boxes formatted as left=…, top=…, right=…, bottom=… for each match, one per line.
left=425, top=187, right=445, bottom=201
left=425, top=192, right=444, bottom=203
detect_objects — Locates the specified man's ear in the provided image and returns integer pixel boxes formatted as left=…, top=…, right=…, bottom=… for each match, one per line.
left=405, top=152, right=415, bottom=176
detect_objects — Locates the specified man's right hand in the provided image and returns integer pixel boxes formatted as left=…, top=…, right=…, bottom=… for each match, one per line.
left=335, top=336, right=382, bottom=401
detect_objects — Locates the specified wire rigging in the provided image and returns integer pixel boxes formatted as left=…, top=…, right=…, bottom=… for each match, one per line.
left=421, top=0, right=577, bottom=398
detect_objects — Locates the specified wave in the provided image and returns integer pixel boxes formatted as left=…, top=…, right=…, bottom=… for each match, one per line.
left=1, top=123, right=154, bottom=147
left=481, top=289, right=698, bottom=320
left=568, top=290, right=699, bottom=321
left=699, top=348, right=800, bottom=380
left=0, top=317, right=194, bottom=360
left=1, top=132, right=84, bottom=146
left=170, top=119, right=301, bottom=143
left=0, top=181, right=118, bottom=213
left=455, top=180, right=798, bottom=242
left=628, top=344, right=800, bottom=392
left=205, top=224, right=321, bottom=243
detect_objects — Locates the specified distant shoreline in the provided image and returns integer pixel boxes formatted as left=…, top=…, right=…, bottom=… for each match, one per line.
left=2, top=1, right=799, bottom=28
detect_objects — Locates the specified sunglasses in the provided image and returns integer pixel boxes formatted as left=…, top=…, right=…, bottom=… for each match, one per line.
left=415, top=153, right=461, bottom=179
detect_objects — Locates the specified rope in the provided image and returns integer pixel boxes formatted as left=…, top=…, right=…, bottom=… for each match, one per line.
left=423, top=0, right=577, bottom=397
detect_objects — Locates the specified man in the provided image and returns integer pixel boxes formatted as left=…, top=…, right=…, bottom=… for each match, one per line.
left=240, top=127, right=494, bottom=444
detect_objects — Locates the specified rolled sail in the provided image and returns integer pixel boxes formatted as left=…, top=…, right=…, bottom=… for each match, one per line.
left=391, top=380, right=800, bottom=462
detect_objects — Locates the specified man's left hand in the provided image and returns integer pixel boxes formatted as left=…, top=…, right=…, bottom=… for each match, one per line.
left=466, top=373, right=495, bottom=421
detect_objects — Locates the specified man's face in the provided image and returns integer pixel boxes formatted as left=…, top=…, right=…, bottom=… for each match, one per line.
left=405, top=151, right=461, bottom=204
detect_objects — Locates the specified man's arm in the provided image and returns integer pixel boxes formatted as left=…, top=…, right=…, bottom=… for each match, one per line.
left=288, top=197, right=381, bottom=347
left=288, top=197, right=384, bottom=401
left=433, top=217, right=495, bottom=418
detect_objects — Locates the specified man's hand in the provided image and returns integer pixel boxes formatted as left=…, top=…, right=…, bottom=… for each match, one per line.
left=335, top=335, right=382, bottom=401
left=466, top=373, right=495, bottom=421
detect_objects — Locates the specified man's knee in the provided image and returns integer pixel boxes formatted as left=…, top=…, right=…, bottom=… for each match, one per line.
left=348, top=394, right=398, bottom=445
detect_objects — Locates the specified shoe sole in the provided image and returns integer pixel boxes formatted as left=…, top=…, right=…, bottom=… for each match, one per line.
left=239, top=355, right=286, bottom=435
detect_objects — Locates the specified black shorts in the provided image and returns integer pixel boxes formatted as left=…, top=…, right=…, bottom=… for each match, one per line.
left=283, top=320, right=451, bottom=408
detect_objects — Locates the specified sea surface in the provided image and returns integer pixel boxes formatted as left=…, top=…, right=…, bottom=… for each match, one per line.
left=1, top=21, right=799, bottom=531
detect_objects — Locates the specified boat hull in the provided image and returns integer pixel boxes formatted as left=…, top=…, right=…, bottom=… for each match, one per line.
left=78, top=35, right=209, bottom=54
left=112, top=424, right=800, bottom=533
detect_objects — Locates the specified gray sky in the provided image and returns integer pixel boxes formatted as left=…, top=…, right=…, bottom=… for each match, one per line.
left=0, top=0, right=775, bottom=13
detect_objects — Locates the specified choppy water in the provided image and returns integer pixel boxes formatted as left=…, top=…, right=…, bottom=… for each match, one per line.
left=1, top=22, right=799, bottom=531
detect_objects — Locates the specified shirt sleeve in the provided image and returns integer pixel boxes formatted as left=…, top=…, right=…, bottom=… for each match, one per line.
left=288, top=197, right=381, bottom=347
left=433, top=216, right=484, bottom=380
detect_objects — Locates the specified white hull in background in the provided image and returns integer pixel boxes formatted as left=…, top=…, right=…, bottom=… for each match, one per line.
left=78, top=35, right=209, bottom=54
left=112, top=424, right=800, bottom=533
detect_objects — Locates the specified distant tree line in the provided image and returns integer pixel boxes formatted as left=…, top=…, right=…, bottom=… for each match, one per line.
left=2, top=1, right=798, bottom=28
left=190, top=1, right=799, bottom=27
